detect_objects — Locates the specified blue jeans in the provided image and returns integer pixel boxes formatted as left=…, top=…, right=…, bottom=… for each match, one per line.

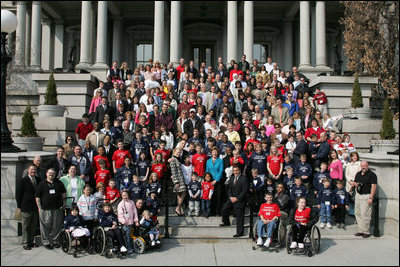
left=122, top=225, right=132, bottom=251
left=320, top=203, right=332, bottom=223
left=256, top=219, right=277, bottom=239
left=201, top=199, right=211, bottom=215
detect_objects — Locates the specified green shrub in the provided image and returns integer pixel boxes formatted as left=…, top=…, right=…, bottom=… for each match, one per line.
left=351, top=73, right=363, bottom=108
left=44, top=72, right=58, bottom=105
left=379, top=98, right=396, bottom=139
left=20, top=103, right=38, bottom=137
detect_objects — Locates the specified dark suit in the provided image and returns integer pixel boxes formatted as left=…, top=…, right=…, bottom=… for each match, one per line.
left=183, top=117, right=205, bottom=138
left=293, top=138, right=309, bottom=165
left=46, top=157, right=70, bottom=179
left=103, top=144, right=117, bottom=170
left=222, top=174, right=248, bottom=235
left=94, top=104, right=114, bottom=124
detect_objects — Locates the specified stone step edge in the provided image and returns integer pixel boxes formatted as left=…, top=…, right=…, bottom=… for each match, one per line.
left=163, top=235, right=380, bottom=241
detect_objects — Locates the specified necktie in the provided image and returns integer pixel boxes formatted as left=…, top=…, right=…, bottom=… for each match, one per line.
left=234, top=176, right=238, bottom=185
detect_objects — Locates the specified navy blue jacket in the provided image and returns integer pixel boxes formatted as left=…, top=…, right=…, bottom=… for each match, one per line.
left=63, top=214, right=86, bottom=229
left=147, top=182, right=162, bottom=196
left=216, top=140, right=235, bottom=156
left=252, top=177, right=264, bottom=192
left=315, top=141, right=330, bottom=161
left=283, top=175, right=296, bottom=193
left=333, top=188, right=349, bottom=205
left=145, top=196, right=160, bottom=216
left=98, top=210, right=118, bottom=227
left=249, top=151, right=267, bottom=176
left=129, top=182, right=146, bottom=201
left=188, top=180, right=202, bottom=201
left=313, top=170, right=331, bottom=192
left=187, top=137, right=205, bottom=148
left=317, top=187, right=334, bottom=205
left=136, top=160, right=150, bottom=178
left=295, top=162, right=313, bottom=180
left=116, top=166, right=135, bottom=191
left=290, top=185, right=308, bottom=201
left=283, top=161, right=294, bottom=174
left=130, top=139, right=150, bottom=160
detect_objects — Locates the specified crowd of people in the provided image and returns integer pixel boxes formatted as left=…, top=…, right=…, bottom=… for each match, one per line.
left=15, top=55, right=377, bottom=253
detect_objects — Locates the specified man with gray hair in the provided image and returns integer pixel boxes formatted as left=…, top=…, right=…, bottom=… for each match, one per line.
left=352, top=161, right=377, bottom=238
left=22, top=156, right=45, bottom=183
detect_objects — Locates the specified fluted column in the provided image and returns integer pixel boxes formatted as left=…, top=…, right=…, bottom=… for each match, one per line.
left=298, top=1, right=311, bottom=70
left=15, top=1, right=26, bottom=68
left=112, top=17, right=122, bottom=63
left=76, top=1, right=92, bottom=69
left=315, top=1, right=329, bottom=69
left=170, top=1, right=181, bottom=66
left=153, top=1, right=165, bottom=63
left=243, top=1, right=253, bottom=63
left=94, top=1, right=108, bottom=66
left=41, top=18, right=53, bottom=71
left=30, top=1, right=42, bottom=71
left=227, top=1, right=237, bottom=63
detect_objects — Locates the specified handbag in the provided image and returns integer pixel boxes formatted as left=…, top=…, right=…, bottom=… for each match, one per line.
left=13, top=208, right=22, bottom=221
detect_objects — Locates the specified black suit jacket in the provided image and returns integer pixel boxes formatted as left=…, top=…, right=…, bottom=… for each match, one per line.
left=227, top=174, right=248, bottom=208
left=293, top=139, right=309, bottom=164
left=46, top=157, right=70, bottom=178
left=104, top=144, right=117, bottom=166
left=94, top=104, right=114, bottom=124
left=183, top=118, right=205, bottom=138
left=16, top=175, right=40, bottom=212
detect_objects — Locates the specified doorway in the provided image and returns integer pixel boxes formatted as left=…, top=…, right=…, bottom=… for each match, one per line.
left=190, top=41, right=215, bottom=69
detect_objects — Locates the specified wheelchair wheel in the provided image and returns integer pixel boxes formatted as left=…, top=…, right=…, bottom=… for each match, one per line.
left=104, top=235, right=114, bottom=258
left=60, top=231, right=72, bottom=254
left=311, top=225, right=321, bottom=254
left=133, top=238, right=145, bottom=254
left=93, top=227, right=106, bottom=255
left=277, top=221, right=287, bottom=248
left=286, top=226, right=293, bottom=254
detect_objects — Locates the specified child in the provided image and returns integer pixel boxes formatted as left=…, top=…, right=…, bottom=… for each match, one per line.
left=294, top=154, right=313, bottom=189
left=285, top=134, right=297, bottom=157
left=333, top=180, right=349, bottom=229
left=256, top=192, right=281, bottom=247
left=106, top=179, right=121, bottom=211
left=147, top=173, right=162, bottom=197
left=201, top=172, right=214, bottom=218
left=313, top=162, right=331, bottom=196
left=192, top=144, right=207, bottom=180
left=140, top=210, right=160, bottom=246
left=151, top=153, right=167, bottom=181
left=230, top=149, right=245, bottom=171
left=112, top=139, right=132, bottom=175
left=95, top=182, right=106, bottom=210
left=77, top=184, right=98, bottom=236
left=129, top=175, right=146, bottom=201
left=282, top=153, right=294, bottom=176
left=264, top=178, right=276, bottom=196
left=145, top=192, right=161, bottom=222
left=94, top=159, right=111, bottom=187
left=283, top=167, right=296, bottom=194
left=110, top=120, right=123, bottom=145
left=188, top=173, right=202, bottom=216
left=250, top=169, right=264, bottom=209
left=63, top=205, right=91, bottom=243
left=136, top=152, right=150, bottom=183
left=267, top=145, right=284, bottom=183
left=317, top=178, right=334, bottom=229
left=289, top=177, right=308, bottom=208
left=130, top=132, right=150, bottom=160
left=153, top=140, right=171, bottom=162
left=98, top=202, right=127, bottom=253
left=116, top=157, right=135, bottom=191
left=117, top=190, right=139, bottom=254
left=187, top=142, right=197, bottom=157
left=309, top=134, right=320, bottom=156
left=150, top=130, right=162, bottom=159
left=181, top=155, right=193, bottom=185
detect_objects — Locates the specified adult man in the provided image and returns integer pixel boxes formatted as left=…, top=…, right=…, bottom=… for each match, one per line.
left=121, top=122, right=135, bottom=150
left=103, top=135, right=117, bottom=165
left=216, top=63, right=228, bottom=79
left=111, top=91, right=126, bottom=113
left=94, top=81, right=108, bottom=97
left=46, top=147, right=70, bottom=179
left=22, top=155, right=46, bottom=183
left=134, top=81, right=146, bottom=99
left=238, top=54, right=250, bottom=72
left=220, top=166, right=248, bottom=237
left=292, top=131, right=309, bottom=165
left=263, top=57, right=274, bottom=74
left=229, top=63, right=244, bottom=82
left=85, top=122, right=106, bottom=152
left=188, top=60, right=198, bottom=77
left=155, top=103, right=174, bottom=131
left=282, top=93, right=299, bottom=117
left=107, top=81, right=120, bottom=104
left=270, top=62, right=280, bottom=77
left=286, top=66, right=309, bottom=85
left=295, top=77, right=312, bottom=96
left=353, top=161, right=377, bottom=238
left=68, top=145, right=92, bottom=185
left=177, top=93, right=193, bottom=117
left=176, top=58, right=185, bottom=82
left=313, top=132, right=330, bottom=169
left=94, top=97, right=114, bottom=124
left=183, top=109, right=204, bottom=138
left=16, top=164, right=41, bottom=250
left=271, top=98, right=290, bottom=126
left=35, top=168, right=66, bottom=249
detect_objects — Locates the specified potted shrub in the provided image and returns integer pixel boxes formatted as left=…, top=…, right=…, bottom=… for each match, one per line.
left=370, top=98, right=398, bottom=153
left=13, top=103, right=45, bottom=151
left=37, top=72, right=66, bottom=117
left=349, top=73, right=370, bottom=119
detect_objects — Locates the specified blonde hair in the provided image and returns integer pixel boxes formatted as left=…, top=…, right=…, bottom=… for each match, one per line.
left=142, top=210, right=152, bottom=217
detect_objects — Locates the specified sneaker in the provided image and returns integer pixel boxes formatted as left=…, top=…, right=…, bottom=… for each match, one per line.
left=327, top=222, right=332, bottom=229
left=263, top=238, right=271, bottom=248
left=120, top=246, right=127, bottom=253
left=256, top=237, right=263, bottom=246
left=298, top=243, right=304, bottom=249
left=290, top=242, right=298, bottom=249
left=151, top=240, right=156, bottom=246
left=155, top=240, right=161, bottom=245
left=320, top=222, right=326, bottom=229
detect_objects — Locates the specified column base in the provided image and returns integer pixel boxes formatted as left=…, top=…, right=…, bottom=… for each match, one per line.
left=314, top=65, right=332, bottom=73
left=75, top=62, right=92, bottom=72
left=298, top=64, right=315, bottom=72
left=27, top=65, right=43, bottom=73
left=91, top=63, right=109, bottom=69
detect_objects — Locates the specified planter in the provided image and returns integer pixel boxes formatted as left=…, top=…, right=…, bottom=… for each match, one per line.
left=13, top=136, right=45, bottom=151
left=37, top=105, right=65, bottom=117
left=370, top=139, right=399, bottom=153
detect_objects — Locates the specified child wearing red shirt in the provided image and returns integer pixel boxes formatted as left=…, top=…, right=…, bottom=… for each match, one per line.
left=105, top=179, right=120, bottom=211
left=95, top=159, right=111, bottom=187
left=230, top=149, right=245, bottom=170
left=267, top=145, right=284, bottom=183
left=112, top=140, right=132, bottom=174
left=75, top=113, right=93, bottom=147
left=256, top=192, right=281, bottom=247
left=201, top=173, right=214, bottom=218
left=92, top=146, right=110, bottom=173
left=151, top=153, right=167, bottom=181
left=192, top=144, right=207, bottom=178
left=154, top=141, right=171, bottom=162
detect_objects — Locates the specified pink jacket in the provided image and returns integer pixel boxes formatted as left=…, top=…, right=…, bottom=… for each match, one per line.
left=117, top=199, right=139, bottom=225
left=89, top=97, right=102, bottom=114
left=329, top=160, right=343, bottom=180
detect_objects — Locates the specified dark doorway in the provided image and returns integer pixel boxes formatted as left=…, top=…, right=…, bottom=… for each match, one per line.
left=191, top=41, right=215, bottom=69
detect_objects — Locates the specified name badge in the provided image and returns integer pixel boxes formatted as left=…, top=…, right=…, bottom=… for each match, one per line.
left=124, top=213, right=130, bottom=219
left=49, top=189, right=56, bottom=194
left=325, top=201, right=330, bottom=205
left=340, top=195, right=345, bottom=200
left=124, top=178, right=129, bottom=184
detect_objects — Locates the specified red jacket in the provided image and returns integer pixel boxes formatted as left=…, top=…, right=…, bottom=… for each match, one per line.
left=304, top=127, right=325, bottom=141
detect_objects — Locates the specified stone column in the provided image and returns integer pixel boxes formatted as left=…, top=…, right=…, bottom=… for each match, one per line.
left=243, top=1, right=253, bottom=63
left=15, top=1, right=26, bottom=68
left=76, top=1, right=92, bottom=69
left=41, top=18, right=53, bottom=71
left=94, top=1, right=108, bottom=67
left=112, top=17, right=122, bottom=63
left=298, top=1, right=312, bottom=70
left=25, top=5, right=31, bottom=67
left=170, top=1, right=181, bottom=66
left=54, top=21, right=64, bottom=69
left=153, top=1, right=165, bottom=63
left=284, top=19, right=293, bottom=71
left=315, top=1, right=329, bottom=70
left=30, top=1, right=42, bottom=71
left=227, top=1, right=237, bottom=64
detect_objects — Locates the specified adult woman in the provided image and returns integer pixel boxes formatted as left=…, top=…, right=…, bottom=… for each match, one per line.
left=122, top=111, right=135, bottom=132
left=123, top=90, right=133, bottom=110
left=145, top=95, right=155, bottom=114
left=160, top=124, right=174, bottom=151
left=206, top=147, right=224, bottom=216
left=314, top=111, right=323, bottom=127
left=288, top=197, right=319, bottom=250
left=193, top=96, right=206, bottom=114
left=166, top=92, right=178, bottom=110
left=89, top=90, right=102, bottom=114
left=63, top=135, right=75, bottom=159
left=225, top=123, right=241, bottom=145
left=144, top=64, right=153, bottom=81
left=256, top=65, right=270, bottom=85
left=188, top=91, right=196, bottom=106
left=300, top=105, right=314, bottom=132
left=282, top=117, right=295, bottom=135
left=120, top=61, right=133, bottom=81
left=273, top=81, right=285, bottom=99
left=60, top=165, right=85, bottom=211
left=176, top=109, right=188, bottom=139
left=322, top=113, right=334, bottom=131
left=344, top=151, right=361, bottom=215
left=264, top=116, right=276, bottom=137
left=198, top=66, right=207, bottom=81
left=100, top=120, right=112, bottom=136
left=277, top=70, right=286, bottom=85
left=304, top=118, right=325, bottom=142
left=328, top=149, right=343, bottom=186
left=248, top=76, right=257, bottom=90
left=135, top=104, right=150, bottom=125
left=168, top=147, right=187, bottom=216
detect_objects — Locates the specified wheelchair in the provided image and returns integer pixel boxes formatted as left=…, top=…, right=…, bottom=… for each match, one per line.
left=286, top=224, right=321, bottom=257
left=130, top=224, right=162, bottom=254
left=59, top=227, right=92, bottom=258
left=251, top=213, right=287, bottom=252
left=92, top=224, right=127, bottom=258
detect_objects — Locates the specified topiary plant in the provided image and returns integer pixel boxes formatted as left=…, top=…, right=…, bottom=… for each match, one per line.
left=351, top=73, right=363, bottom=108
left=20, top=102, right=38, bottom=137
left=379, top=98, right=396, bottom=140
left=44, top=72, right=58, bottom=105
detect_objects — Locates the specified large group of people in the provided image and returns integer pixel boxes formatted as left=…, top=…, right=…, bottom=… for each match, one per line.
left=15, top=55, right=377, bottom=253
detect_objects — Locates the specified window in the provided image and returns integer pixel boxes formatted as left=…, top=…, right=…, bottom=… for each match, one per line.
left=253, top=43, right=271, bottom=65
left=136, top=43, right=152, bottom=67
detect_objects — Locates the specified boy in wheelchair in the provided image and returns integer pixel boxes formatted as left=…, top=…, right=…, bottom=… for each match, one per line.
left=288, top=196, right=319, bottom=252
left=139, top=210, right=161, bottom=246
left=62, top=205, right=91, bottom=254
left=256, top=192, right=281, bottom=248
